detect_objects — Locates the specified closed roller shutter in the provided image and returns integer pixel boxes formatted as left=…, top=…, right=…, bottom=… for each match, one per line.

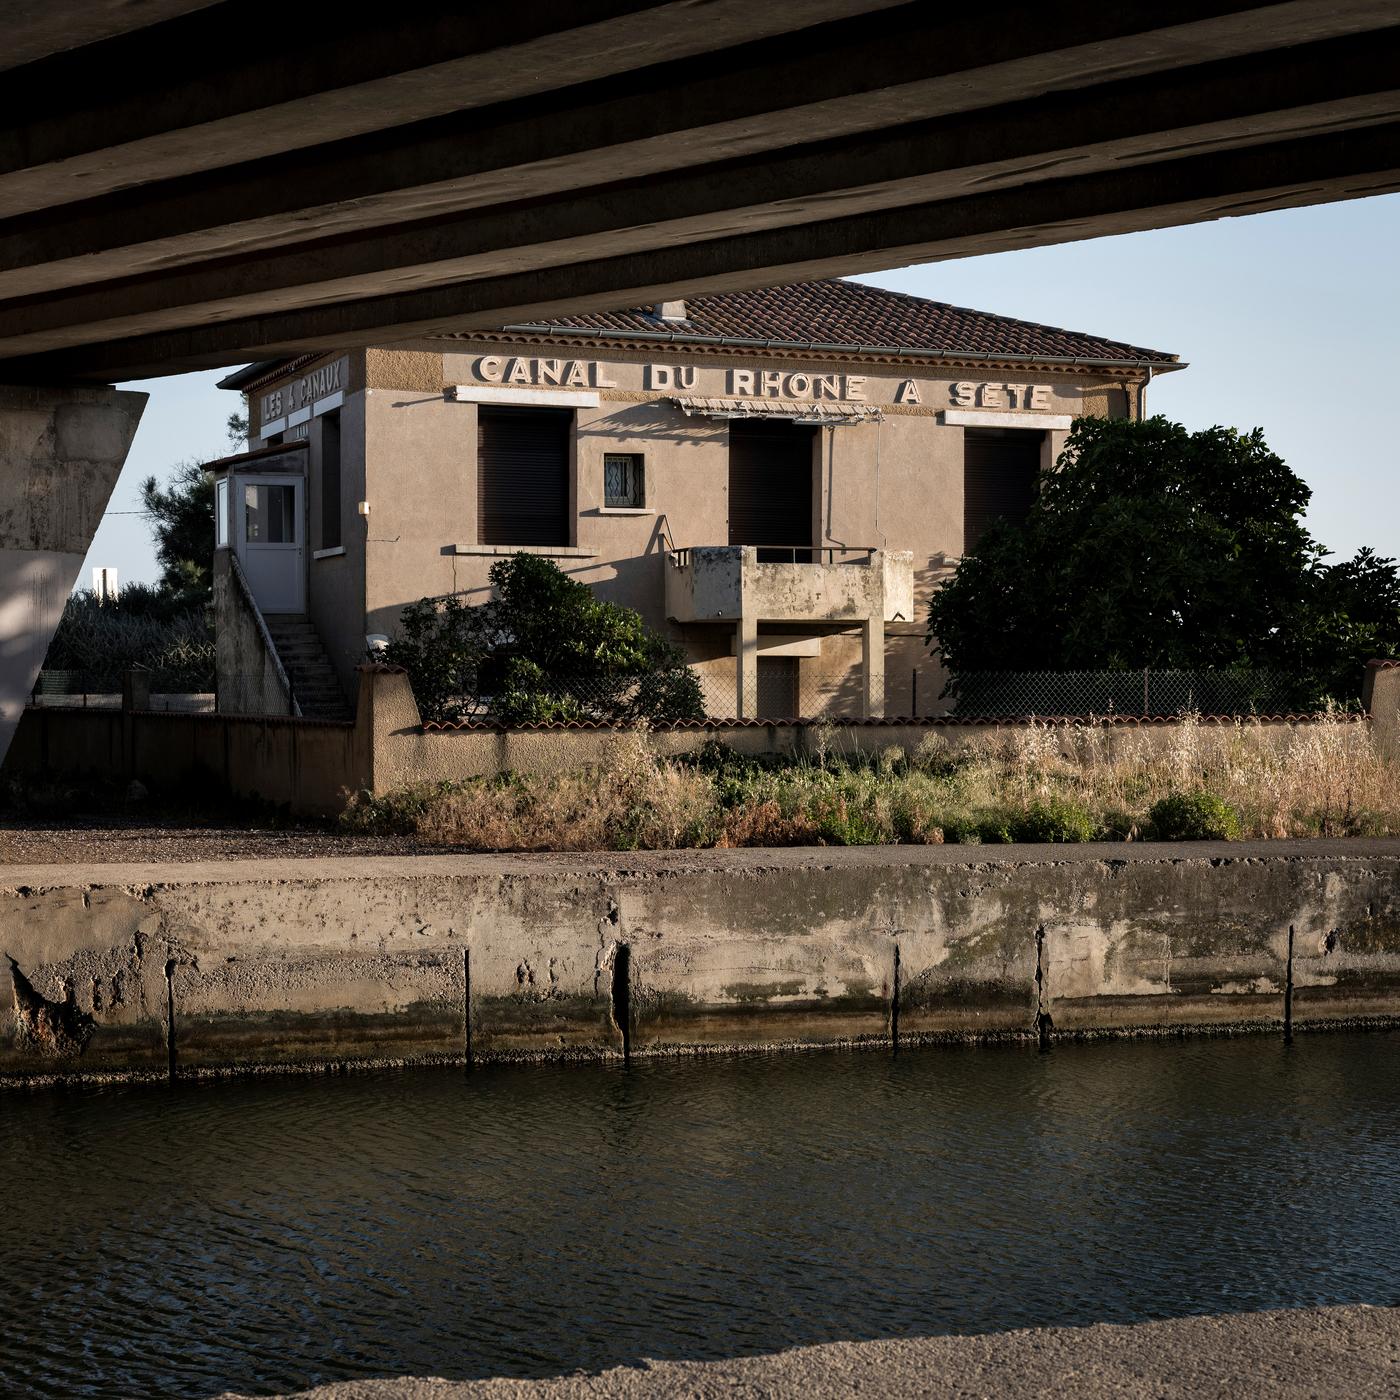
left=963, top=430, right=1041, bottom=553
left=757, top=657, right=799, bottom=719
left=478, top=407, right=572, bottom=546
left=729, top=420, right=815, bottom=560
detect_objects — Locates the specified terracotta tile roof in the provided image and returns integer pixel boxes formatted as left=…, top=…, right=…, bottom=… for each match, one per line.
left=497, top=278, right=1179, bottom=366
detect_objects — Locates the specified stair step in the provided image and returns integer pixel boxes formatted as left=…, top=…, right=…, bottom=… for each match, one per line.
left=262, top=611, right=347, bottom=719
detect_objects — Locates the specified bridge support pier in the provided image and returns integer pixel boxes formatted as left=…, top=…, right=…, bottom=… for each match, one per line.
left=0, top=385, right=146, bottom=766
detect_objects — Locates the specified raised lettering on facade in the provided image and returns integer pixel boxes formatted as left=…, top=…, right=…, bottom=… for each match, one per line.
left=260, top=357, right=346, bottom=421
left=473, top=356, right=618, bottom=388
left=951, top=382, right=1052, bottom=410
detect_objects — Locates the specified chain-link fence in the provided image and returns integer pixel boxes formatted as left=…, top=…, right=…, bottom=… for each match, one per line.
left=29, top=668, right=216, bottom=712
left=947, top=669, right=1300, bottom=718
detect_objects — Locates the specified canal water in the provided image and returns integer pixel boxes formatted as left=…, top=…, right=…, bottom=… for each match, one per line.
left=3, top=1033, right=1399, bottom=1398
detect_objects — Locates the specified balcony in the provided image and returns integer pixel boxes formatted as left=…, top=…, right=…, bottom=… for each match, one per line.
left=665, top=546, right=913, bottom=626
left=665, top=546, right=914, bottom=718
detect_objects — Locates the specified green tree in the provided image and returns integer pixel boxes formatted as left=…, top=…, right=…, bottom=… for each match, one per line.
left=927, top=415, right=1398, bottom=705
left=1288, top=546, right=1400, bottom=703
left=139, top=461, right=215, bottom=608
left=385, top=554, right=705, bottom=725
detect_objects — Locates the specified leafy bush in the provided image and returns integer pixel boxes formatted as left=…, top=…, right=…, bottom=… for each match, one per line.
left=1148, top=790, right=1242, bottom=841
left=976, top=808, right=1018, bottom=844
left=384, top=555, right=704, bottom=726
left=1015, top=796, right=1096, bottom=843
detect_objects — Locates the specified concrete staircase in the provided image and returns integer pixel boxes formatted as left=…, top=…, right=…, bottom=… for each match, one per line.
left=263, top=615, right=352, bottom=721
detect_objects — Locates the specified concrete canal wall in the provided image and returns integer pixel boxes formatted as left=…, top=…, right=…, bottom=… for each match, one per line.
left=4, top=841, right=1400, bottom=1081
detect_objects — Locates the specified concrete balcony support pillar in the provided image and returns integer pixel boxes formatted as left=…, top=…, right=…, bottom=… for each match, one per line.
left=0, top=384, right=146, bottom=766
left=736, top=614, right=759, bottom=720
left=861, top=617, right=885, bottom=719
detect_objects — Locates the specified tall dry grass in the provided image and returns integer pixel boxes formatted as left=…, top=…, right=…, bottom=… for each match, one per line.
left=341, top=712, right=1400, bottom=850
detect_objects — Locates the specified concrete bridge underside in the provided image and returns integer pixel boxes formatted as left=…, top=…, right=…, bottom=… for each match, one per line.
left=1, top=0, right=1398, bottom=759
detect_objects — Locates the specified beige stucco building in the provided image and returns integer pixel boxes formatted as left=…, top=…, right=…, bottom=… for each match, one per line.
left=210, top=280, right=1180, bottom=721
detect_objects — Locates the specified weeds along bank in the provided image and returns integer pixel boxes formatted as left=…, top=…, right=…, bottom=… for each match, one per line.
left=9, top=665, right=1400, bottom=827
left=343, top=710, right=1400, bottom=850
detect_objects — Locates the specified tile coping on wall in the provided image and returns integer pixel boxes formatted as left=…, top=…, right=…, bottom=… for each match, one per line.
left=419, top=712, right=1368, bottom=732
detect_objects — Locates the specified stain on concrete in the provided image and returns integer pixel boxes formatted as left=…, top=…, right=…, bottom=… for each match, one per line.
left=6, top=955, right=94, bottom=1058
left=4, top=845, right=1400, bottom=1081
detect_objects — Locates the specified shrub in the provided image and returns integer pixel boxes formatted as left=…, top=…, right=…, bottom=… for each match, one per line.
left=1015, top=796, right=1095, bottom=843
left=43, top=589, right=214, bottom=691
left=976, top=808, right=1018, bottom=844
left=1148, top=790, right=1243, bottom=841
left=385, top=555, right=704, bottom=726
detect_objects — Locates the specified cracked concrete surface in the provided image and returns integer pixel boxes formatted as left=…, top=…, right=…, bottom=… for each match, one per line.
left=4, top=843, right=1400, bottom=1078
left=215, top=1304, right=1400, bottom=1398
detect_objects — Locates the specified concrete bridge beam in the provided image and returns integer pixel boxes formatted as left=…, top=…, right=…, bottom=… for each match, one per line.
left=0, top=385, right=146, bottom=765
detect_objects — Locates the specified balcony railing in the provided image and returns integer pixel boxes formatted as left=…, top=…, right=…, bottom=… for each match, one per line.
left=666, top=544, right=913, bottom=625
left=667, top=545, right=876, bottom=567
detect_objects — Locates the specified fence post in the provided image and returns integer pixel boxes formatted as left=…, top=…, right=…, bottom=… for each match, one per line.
left=121, top=668, right=151, bottom=713
left=1363, top=661, right=1400, bottom=758
left=120, top=668, right=149, bottom=779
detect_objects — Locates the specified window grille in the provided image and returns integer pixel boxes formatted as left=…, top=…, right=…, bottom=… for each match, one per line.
left=604, top=453, right=644, bottom=508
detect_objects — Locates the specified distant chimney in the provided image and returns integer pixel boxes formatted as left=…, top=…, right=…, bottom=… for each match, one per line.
left=93, top=566, right=118, bottom=602
left=653, top=300, right=687, bottom=322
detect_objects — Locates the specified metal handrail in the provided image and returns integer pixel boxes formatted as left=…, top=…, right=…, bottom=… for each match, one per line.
left=667, top=545, right=877, bottom=567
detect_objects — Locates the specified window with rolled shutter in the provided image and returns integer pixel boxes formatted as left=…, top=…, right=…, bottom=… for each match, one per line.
left=757, top=657, right=799, bottom=719
left=478, top=407, right=572, bottom=546
left=320, top=410, right=342, bottom=550
left=728, top=419, right=816, bottom=562
left=963, top=429, right=1041, bottom=553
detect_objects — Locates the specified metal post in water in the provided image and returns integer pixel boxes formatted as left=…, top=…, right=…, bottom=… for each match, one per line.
left=890, top=942, right=901, bottom=1055
left=464, top=946, right=474, bottom=1071
left=1283, top=924, right=1295, bottom=1046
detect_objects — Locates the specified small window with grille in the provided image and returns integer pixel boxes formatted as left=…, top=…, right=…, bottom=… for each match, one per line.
left=603, top=453, right=645, bottom=509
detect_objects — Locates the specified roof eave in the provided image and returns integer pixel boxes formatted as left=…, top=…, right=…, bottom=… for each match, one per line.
left=216, top=359, right=290, bottom=391
left=491, top=323, right=1182, bottom=371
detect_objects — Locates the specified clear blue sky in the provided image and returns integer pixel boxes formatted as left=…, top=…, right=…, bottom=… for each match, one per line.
left=86, top=192, right=1400, bottom=588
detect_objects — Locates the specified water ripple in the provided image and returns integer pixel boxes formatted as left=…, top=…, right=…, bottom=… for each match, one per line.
left=3, top=1035, right=1400, bottom=1397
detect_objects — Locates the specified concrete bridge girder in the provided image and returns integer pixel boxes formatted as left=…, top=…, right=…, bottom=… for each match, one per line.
left=0, top=2, right=1397, bottom=380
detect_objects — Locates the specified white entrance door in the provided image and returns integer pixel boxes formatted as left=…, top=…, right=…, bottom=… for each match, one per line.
left=238, top=475, right=305, bottom=613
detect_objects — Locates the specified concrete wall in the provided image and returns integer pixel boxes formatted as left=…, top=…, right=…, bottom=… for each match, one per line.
left=360, top=668, right=1369, bottom=789
left=3, top=704, right=363, bottom=817
left=7, top=667, right=1370, bottom=816
left=213, top=550, right=293, bottom=716
left=307, top=386, right=370, bottom=697
left=3, top=842, right=1398, bottom=1081
left=1364, top=661, right=1400, bottom=757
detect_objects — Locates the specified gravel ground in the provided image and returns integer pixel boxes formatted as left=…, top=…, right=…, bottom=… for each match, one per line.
left=5, top=816, right=1400, bottom=871
left=0, top=817, right=451, bottom=865
left=216, top=1304, right=1400, bottom=1399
